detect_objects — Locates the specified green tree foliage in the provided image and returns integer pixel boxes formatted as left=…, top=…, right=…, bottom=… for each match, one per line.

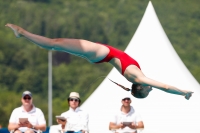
left=0, top=0, right=199, bottom=127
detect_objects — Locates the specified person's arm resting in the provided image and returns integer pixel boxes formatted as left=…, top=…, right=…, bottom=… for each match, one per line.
left=8, top=123, right=20, bottom=131
left=109, top=122, right=121, bottom=130
left=36, top=109, right=47, bottom=131
left=80, top=113, right=89, bottom=132
left=136, top=121, right=144, bottom=129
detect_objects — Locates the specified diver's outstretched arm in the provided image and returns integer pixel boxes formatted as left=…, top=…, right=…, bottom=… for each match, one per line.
left=136, top=76, right=193, bottom=100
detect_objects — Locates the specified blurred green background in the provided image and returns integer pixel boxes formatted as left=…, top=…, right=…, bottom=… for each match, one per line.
left=0, top=0, right=200, bottom=127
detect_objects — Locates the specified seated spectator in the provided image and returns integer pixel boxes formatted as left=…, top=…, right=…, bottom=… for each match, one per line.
left=8, top=91, right=46, bottom=133
left=49, top=92, right=89, bottom=133
left=109, top=95, right=144, bottom=133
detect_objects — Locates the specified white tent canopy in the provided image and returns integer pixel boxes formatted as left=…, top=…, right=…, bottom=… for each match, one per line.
left=81, top=1, right=200, bottom=133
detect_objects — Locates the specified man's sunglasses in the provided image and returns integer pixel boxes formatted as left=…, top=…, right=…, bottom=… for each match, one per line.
left=122, top=98, right=131, bottom=101
left=23, top=97, right=31, bottom=100
left=69, top=98, right=79, bottom=102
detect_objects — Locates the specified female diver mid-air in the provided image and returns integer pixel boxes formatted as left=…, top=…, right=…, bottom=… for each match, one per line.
left=5, top=23, right=193, bottom=99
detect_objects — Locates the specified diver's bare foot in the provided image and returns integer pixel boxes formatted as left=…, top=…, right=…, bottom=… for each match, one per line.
left=185, top=92, right=193, bottom=100
left=5, top=23, right=23, bottom=38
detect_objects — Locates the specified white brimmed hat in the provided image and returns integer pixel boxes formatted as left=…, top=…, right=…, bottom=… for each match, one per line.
left=22, top=90, right=32, bottom=98
left=69, top=92, right=80, bottom=99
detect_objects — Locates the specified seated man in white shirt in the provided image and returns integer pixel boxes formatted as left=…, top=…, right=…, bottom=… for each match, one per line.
left=49, top=92, right=89, bottom=133
left=109, top=95, right=144, bottom=133
left=8, top=91, right=46, bottom=133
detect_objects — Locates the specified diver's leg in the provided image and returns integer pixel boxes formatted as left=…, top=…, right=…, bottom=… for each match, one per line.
left=5, top=23, right=109, bottom=62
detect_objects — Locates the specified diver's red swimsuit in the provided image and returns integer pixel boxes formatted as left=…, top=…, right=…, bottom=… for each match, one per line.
left=95, top=44, right=141, bottom=75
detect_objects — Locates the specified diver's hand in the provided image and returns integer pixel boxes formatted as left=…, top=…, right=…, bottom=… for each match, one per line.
left=185, top=92, right=193, bottom=100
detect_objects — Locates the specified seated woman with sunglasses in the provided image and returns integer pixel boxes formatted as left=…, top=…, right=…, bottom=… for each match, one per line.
left=5, top=23, right=193, bottom=100
left=50, top=92, right=89, bottom=133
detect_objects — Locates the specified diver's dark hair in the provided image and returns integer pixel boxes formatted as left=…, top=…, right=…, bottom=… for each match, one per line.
left=109, top=79, right=148, bottom=99
left=131, top=84, right=147, bottom=98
